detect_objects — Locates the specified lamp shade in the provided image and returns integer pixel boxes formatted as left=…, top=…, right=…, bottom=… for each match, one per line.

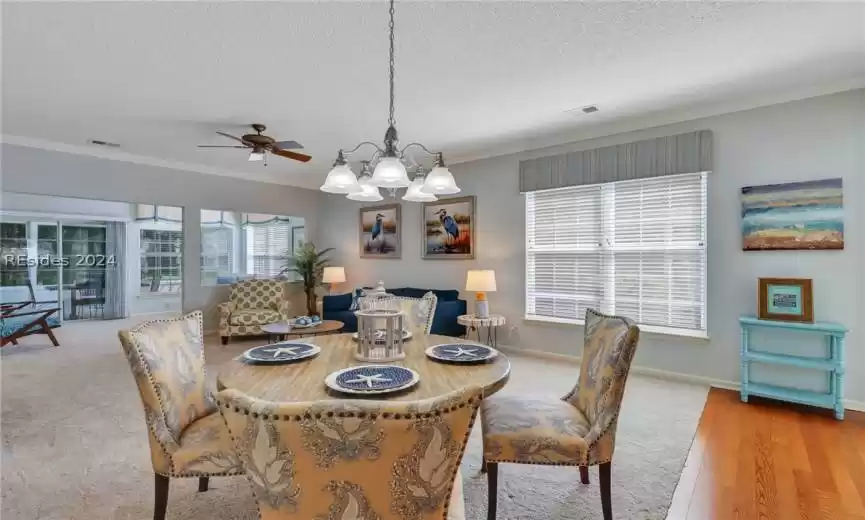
left=370, top=156, right=411, bottom=188
left=321, top=163, right=362, bottom=194
left=347, top=174, right=384, bottom=202
left=465, top=270, right=497, bottom=292
left=420, top=165, right=460, bottom=194
left=402, top=174, right=438, bottom=202
left=322, top=266, right=346, bottom=284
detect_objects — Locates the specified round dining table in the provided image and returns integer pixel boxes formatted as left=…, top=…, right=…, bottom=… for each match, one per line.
left=216, top=333, right=511, bottom=402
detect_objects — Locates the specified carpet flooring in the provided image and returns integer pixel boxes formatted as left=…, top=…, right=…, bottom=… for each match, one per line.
left=1, top=316, right=708, bottom=519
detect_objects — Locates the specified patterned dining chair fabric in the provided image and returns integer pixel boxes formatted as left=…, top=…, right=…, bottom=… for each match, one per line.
left=479, top=308, right=639, bottom=520
left=393, top=292, right=437, bottom=337
left=218, top=279, right=292, bottom=342
left=119, top=311, right=242, bottom=477
left=217, top=385, right=482, bottom=520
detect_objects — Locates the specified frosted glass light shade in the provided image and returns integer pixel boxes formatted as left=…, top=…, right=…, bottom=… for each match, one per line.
left=347, top=175, right=383, bottom=202
left=420, top=165, right=460, bottom=194
left=402, top=175, right=438, bottom=202
left=248, top=150, right=265, bottom=162
left=320, top=163, right=362, bottom=194
left=370, top=156, right=411, bottom=188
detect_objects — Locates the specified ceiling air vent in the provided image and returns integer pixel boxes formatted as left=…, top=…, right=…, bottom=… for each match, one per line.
left=88, top=139, right=120, bottom=147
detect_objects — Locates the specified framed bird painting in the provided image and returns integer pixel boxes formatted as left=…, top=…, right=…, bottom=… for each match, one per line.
left=422, top=196, right=476, bottom=260
left=359, top=203, right=401, bottom=259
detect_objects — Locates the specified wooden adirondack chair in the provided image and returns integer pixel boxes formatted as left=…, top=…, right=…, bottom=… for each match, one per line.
left=1, top=280, right=61, bottom=347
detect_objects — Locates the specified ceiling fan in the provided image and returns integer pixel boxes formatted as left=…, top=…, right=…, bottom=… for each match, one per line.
left=197, top=123, right=311, bottom=164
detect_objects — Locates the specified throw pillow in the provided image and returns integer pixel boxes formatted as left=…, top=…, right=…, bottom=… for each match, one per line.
left=349, top=288, right=365, bottom=311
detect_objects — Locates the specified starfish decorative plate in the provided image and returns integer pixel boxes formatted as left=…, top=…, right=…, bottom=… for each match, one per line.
left=242, top=342, right=321, bottom=364
left=425, top=343, right=498, bottom=363
left=325, top=365, right=419, bottom=395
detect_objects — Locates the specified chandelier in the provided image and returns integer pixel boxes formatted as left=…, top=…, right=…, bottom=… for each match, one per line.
left=320, top=0, right=459, bottom=202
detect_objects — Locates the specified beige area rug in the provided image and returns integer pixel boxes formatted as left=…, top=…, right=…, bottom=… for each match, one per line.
left=2, top=316, right=708, bottom=519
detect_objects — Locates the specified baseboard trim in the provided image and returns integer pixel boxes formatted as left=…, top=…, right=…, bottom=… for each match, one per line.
left=498, top=345, right=865, bottom=413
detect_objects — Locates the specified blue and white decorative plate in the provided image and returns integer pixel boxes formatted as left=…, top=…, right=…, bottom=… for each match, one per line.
left=351, top=329, right=413, bottom=343
left=242, top=341, right=320, bottom=364
left=425, top=343, right=498, bottom=363
left=325, top=365, right=419, bottom=395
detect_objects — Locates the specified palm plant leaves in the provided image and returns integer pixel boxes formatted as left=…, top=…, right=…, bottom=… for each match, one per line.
left=279, top=242, right=334, bottom=290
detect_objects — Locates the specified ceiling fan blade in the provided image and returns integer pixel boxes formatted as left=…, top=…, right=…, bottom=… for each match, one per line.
left=216, top=131, right=246, bottom=144
left=271, top=148, right=312, bottom=163
left=197, top=145, right=247, bottom=148
left=272, top=140, right=303, bottom=150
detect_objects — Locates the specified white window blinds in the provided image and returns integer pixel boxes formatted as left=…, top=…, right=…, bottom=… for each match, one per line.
left=201, top=227, right=233, bottom=279
left=526, top=172, right=707, bottom=336
left=246, top=222, right=290, bottom=278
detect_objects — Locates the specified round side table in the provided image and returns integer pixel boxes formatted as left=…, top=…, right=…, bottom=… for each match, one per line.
left=457, top=314, right=505, bottom=348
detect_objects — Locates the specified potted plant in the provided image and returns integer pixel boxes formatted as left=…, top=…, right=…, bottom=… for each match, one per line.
left=280, top=242, right=334, bottom=316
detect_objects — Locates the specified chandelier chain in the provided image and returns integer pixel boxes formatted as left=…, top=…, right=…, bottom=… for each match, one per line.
left=388, top=0, right=396, bottom=128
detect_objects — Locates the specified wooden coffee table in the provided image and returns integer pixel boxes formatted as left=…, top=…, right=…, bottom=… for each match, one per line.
left=261, top=320, right=344, bottom=341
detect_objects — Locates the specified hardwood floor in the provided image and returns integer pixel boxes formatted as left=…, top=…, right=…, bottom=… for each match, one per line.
left=667, top=388, right=865, bottom=520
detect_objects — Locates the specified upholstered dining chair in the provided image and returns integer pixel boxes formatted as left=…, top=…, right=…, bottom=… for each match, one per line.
left=361, top=292, right=438, bottom=338
left=218, top=278, right=292, bottom=344
left=119, top=311, right=243, bottom=520
left=480, top=309, right=640, bottom=520
left=216, top=384, right=482, bottom=519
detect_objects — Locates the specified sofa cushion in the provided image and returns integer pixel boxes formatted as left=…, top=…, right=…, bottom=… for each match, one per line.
left=230, top=309, right=282, bottom=326
left=323, top=293, right=353, bottom=312
left=230, top=279, right=283, bottom=310
left=391, top=287, right=460, bottom=301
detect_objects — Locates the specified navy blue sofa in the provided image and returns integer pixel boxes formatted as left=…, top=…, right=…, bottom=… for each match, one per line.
left=322, top=287, right=466, bottom=337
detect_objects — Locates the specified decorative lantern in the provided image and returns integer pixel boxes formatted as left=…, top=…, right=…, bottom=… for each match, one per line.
left=355, top=308, right=406, bottom=362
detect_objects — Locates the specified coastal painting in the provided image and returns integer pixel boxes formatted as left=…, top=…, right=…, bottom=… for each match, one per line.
left=741, top=178, right=843, bottom=251
left=359, top=204, right=401, bottom=259
left=422, top=196, right=475, bottom=259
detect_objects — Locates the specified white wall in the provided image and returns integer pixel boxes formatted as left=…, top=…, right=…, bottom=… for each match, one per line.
left=1, top=144, right=325, bottom=328
left=320, top=89, right=865, bottom=404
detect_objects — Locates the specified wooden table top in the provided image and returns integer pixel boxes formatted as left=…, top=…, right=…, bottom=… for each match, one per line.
left=216, top=333, right=511, bottom=402
left=261, top=319, right=344, bottom=335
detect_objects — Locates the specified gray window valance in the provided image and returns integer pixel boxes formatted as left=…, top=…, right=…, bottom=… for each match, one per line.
left=519, top=130, right=713, bottom=193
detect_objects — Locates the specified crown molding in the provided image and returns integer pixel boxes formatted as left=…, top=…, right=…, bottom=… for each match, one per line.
left=0, top=134, right=312, bottom=188
left=449, top=77, right=865, bottom=165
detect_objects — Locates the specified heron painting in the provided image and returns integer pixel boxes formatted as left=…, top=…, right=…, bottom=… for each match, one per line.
left=422, top=196, right=475, bottom=259
left=359, top=204, right=401, bottom=258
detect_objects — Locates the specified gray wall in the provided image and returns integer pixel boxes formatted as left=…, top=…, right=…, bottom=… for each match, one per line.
left=319, top=89, right=865, bottom=404
left=1, top=144, right=324, bottom=328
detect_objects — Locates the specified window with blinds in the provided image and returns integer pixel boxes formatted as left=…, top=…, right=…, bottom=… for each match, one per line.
left=201, top=227, right=233, bottom=281
left=526, top=172, right=707, bottom=336
left=246, top=222, right=291, bottom=278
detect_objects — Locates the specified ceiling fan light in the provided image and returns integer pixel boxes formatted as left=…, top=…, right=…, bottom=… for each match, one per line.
left=402, top=174, right=438, bottom=202
left=420, top=165, right=460, bottom=194
left=369, top=156, right=411, bottom=188
left=248, top=150, right=265, bottom=162
left=347, top=175, right=384, bottom=202
left=320, top=163, right=362, bottom=194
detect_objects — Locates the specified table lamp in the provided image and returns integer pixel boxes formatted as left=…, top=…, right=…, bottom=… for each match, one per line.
left=322, top=266, right=346, bottom=295
left=465, top=269, right=497, bottom=318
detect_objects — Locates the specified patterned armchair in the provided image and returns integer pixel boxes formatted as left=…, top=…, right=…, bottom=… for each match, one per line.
left=361, top=292, right=438, bottom=337
left=479, top=309, right=639, bottom=520
left=118, top=311, right=243, bottom=520
left=216, top=385, right=482, bottom=520
left=218, top=279, right=292, bottom=344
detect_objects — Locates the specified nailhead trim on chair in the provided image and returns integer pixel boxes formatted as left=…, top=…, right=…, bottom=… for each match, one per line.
left=124, top=310, right=244, bottom=479
left=216, top=392, right=482, bottom=520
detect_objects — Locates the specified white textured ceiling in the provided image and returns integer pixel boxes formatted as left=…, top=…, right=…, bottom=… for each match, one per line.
left=3, top=2, right=864, bottom=189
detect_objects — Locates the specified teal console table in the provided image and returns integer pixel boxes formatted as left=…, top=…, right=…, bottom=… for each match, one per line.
left=739, top=316, right=846, bottom=420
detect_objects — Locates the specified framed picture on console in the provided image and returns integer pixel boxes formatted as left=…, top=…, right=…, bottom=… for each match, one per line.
left=422, top=196, right=475, bottom=260
left=758, top=277, right=813, bottom=323
left=359, top=204, right=401, bottom=259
